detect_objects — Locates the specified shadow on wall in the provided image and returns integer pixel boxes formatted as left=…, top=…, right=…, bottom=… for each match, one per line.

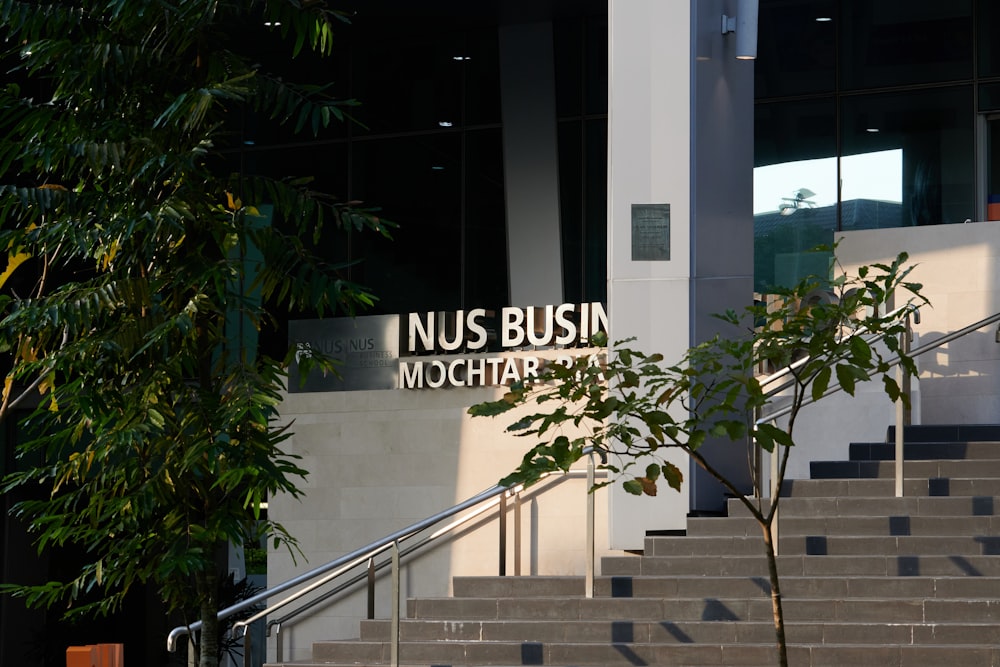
left=913, top=329, right=1000, bottom=423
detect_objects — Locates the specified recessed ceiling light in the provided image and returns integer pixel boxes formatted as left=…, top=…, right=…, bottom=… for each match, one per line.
left=866, top=128, right=880, bottom=133
left=264, top=21, right=281, bottom=27
left=452, top=56, right=471, bottom=61
left=438, top=121, right=453, bottom=127
left=816, top=17, right=832, bottom=22
left=431, top=166, right=445, bottom=171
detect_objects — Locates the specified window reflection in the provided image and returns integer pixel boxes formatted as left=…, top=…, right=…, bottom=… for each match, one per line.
left=839, top=0, right=973, bottom=90
left=754, top=100, right=836, bottom=292
left=841, top=87, right=974, bottom=226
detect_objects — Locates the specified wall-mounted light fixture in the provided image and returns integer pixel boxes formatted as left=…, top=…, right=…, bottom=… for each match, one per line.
left=722, top=0, right=760, bottom=60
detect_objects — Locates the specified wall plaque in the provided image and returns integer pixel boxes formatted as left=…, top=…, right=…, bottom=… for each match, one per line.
left=631, top=203, right=671, bottom=261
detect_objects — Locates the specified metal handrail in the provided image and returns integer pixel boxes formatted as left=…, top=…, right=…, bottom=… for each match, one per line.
left=757, top=302, right=919, bottom=396
left=255, top=467, right=595, bottom=642
left=166, top=449, right=600, bottom=662
left=757, top=308, right=1000, bottom=425
left=756, top=308, right=1000, bottom=555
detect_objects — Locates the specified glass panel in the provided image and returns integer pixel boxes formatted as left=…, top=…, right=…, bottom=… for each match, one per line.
left=755, top=0, right=836, bottom=99
left=558, top=119, right=607, bottom=305
left=584, top=16, right=608, bottom=116
left=463, top=29, right=502, bottom=126
left=841, top=87, right=975, bottom=226
left=988, top=117, right=1000, bottom=221
left=464, top=129, right=508, bottom=308
left=977, top=0, right=1000, bottom=78
left=554, top=20, right=583, bottom=118
left=753, top=99, right=837, bottom=292
left=350, top=135, right=462, bottom=314
left=554, top=15, right=608, bottom=118
left=583, top=119, right=608, bottom=303
left=980, top=83, right=1000, bottom=114
left=839, top=0, right=973, bottom=90
left=558, top=120, right=583, bottom=302
left=350, top=26, right=464, bottom=134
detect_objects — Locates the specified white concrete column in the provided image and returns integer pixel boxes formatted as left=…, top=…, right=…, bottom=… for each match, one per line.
left=607, top=0, right=694, bottom=547
left=607, top=0, right=754, bottom=547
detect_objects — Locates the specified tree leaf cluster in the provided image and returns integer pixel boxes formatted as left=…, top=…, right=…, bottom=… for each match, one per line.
left=470, top=249, right=927, bottom=504
left=0, top=2, right=387, bottom=663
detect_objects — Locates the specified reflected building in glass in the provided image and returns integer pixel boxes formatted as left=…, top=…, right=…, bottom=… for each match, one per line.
left=754, top=0, right=999, bottom=292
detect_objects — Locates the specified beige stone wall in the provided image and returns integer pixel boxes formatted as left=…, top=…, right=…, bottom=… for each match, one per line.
left=838, top=222, right=1000, bottom=425
left=268, top=352, right=616, bottom=662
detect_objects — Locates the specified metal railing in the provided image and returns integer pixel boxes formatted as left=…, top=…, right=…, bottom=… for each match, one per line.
left=756, top=308, right=1000, bottom=552
left=166, top=450, right=601, bottom=666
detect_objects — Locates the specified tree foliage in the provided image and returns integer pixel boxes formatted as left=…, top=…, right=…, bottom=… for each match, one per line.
left=0, top=2, right=387, bottom=665
left=470, top=251, right=926, bottom=667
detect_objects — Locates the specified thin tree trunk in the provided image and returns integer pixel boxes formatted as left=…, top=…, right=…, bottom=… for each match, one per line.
left=761, top=520, right=788, bottom=667
left=197, top=570, right=220, bottom=667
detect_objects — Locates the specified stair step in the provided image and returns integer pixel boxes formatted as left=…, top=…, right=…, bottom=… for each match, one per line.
left=452, top=576, right=584, bottom=598
left=358, top=618, right=1000, bottom=645
left=850, top=441, right=1000, bottom=461
left=403, top=595, right=1000, bottom=623
left=643, top=534, right=1000, bottom=557
left=286, top=640, right=1000, bottom=667
left=452, top=574, right=1000, bottom=601
left=688, top=513, right=1000, bottom=537
left=727, top=494, right=1000, bottom=517
left=886, top=424, right=1000, bottom=443
left=778, top=476, right=1000, bottom=496
left=594, top=574, right=1000, bottom=600
left=600, top=553, right=1000, bottom=577
left=810, top=459, right=1000, bottom=479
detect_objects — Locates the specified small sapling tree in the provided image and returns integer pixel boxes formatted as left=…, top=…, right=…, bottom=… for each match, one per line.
left=470, top=252, right=925, bottom=667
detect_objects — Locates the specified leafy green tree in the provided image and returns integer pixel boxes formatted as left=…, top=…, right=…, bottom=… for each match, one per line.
left=471, top=253, right=925, bottom=667
left=0, top=2, right=387, bottom=665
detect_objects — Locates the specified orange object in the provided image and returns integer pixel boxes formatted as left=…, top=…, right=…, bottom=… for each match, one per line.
left=66, top=646, right=97, bottom=667
left=989, top=195, right=1000, bottom=221
left=66, top=644, right=123, bottom=667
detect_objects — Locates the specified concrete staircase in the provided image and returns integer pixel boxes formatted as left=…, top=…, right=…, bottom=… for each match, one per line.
left=268, top=425, right=1000, bottom=666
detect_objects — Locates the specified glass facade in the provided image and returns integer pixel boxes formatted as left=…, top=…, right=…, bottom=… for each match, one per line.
left=754, top=0, right=996, bottom=293
left=237, top=5, right=608, bottom=319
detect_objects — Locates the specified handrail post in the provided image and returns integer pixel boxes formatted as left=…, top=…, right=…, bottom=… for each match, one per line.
left=188, top=637, right=196, bottom=667
left=770, top=421, right=779, bottom=556
left=753, top=407, right=762, bottom=499
left=498, top=491, right=507, bottom=576
left=243, top=625, right=252, bottom=667
left=895, top=315, right=911, bottom=497
left=390, top=541, right=400, bottom=667
left=585, top=452, right=595, bottom=598
left=275, top=623, right=284, bottom=664
left=367, top=556, right=376, bottom=619
left=513, top=490, right=522, bottom=576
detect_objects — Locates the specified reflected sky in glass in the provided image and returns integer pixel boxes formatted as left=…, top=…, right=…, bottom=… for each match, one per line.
left=753, top=149, right=903, bottom=215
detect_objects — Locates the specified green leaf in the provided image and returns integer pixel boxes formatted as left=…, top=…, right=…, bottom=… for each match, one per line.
left=812, top=365, right=832, bottom=402
left=622, top=479, right=643, bottom=495
left=661, top=463, right=684, bottom=491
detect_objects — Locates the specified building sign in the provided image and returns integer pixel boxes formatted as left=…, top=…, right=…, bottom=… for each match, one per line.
left=288, top=315, right=400, bottom=392
left=289, top=302, right=607, bottom=392
left=631, top=203, right=671, bottom=261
